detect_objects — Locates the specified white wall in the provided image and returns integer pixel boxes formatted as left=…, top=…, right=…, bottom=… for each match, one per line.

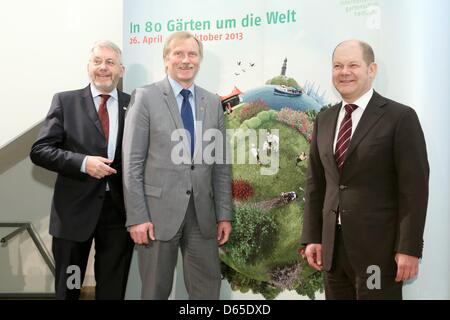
left=0, top=0, right=123, bottom=292
left=0, top=0, right=124, bottom=148
left=0, top=137, right=56, bottom=293
left=378, top=0, right=450, bottom=299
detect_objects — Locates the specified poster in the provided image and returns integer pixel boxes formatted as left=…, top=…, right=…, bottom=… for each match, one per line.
left=123, top=0, right=381, bottom=299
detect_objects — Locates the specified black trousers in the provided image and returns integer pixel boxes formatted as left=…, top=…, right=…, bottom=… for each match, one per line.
left=52, top=192, right=134, bottom=300
left=324, top=225, right=402, bottom=300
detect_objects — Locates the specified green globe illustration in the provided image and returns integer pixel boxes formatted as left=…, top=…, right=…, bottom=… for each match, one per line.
left=220, top=76, right=329, bottom=299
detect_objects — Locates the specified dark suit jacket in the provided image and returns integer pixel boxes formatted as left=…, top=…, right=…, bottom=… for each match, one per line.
left=300, top=91, right=429, bottom=276
left=30, top=85, right=130, bottom=242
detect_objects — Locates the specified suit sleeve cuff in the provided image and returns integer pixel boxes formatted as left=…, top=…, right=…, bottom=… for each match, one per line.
left=80, top=156, right=88, bottom=173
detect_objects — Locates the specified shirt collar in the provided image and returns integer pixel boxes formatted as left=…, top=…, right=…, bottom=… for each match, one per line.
left=342, top=88, right=374, bottom=112
left=90, top=83, right=118, bottom=101
left=167, top=76, right=195, bottom=99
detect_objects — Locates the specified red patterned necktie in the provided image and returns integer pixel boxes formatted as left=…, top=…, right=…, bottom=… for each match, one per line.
left=334, top=104, right=358, bottom=172
left=98, top=94, right=110, bottom=141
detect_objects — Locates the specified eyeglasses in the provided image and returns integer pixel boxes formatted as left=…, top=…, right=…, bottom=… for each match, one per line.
left=90, top=58, right=119, bottom=67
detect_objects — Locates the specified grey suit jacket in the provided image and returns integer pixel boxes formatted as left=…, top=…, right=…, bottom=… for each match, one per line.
left=122, top=78, right=232, bottom=241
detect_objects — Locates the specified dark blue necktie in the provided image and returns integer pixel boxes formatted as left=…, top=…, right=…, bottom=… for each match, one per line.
left=180, top=89, right=195, bottom=157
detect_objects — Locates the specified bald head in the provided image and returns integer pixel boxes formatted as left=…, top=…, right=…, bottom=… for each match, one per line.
left=333, top=40, right=375, bottom=66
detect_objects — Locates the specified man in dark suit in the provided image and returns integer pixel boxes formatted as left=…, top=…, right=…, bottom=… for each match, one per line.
left=30, top=40, right=133, bottom=299
left=301, top=40, right=429, bottom=299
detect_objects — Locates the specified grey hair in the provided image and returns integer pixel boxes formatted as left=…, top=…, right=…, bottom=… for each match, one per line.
left=90, top=40, right=123, bottom=64
left=163, top=31, right=203, bottom=60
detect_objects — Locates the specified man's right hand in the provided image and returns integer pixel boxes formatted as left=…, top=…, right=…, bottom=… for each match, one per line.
left=129, top=222, right=155, bottom=245
left=304, top=243, right=323, bottom=271
left=86, top=156, right=117, bottom=179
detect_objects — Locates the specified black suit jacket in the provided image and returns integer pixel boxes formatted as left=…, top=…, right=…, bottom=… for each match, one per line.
left=30, top=85, right=130, bottom=242
left=300, top=91, right=429, bottom=276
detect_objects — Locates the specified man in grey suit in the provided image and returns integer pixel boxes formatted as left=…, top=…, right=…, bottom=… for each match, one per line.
left=301, top=40, right=429, bottom=299
left=122, top=31, right=232, bottom=299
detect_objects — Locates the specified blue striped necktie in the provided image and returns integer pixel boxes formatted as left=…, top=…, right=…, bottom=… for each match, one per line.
left=180, top=89, right=195, bottom=157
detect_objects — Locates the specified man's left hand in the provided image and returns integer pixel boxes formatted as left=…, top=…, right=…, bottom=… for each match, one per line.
left=395, top=253, right=419, bottom=282
left=217, top=221, right=232, bottom=246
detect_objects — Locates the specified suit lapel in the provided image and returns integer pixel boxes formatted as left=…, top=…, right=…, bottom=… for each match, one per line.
left=160, top=78, right=184, bottom=130
left=323, top=103, right=341, bottom=177
left=114, top=91, right=128, bottom=155
left=345, top=91, right=387, bottom=160
left=193, top=85, right=206, bottom=159
left=82, top=85, right=105, bottom=139
left=160, top=78, right=191, bottom=153
left=117, top=91, right=127, bottom=134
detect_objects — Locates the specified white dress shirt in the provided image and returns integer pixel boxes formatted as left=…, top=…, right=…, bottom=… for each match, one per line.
left=333, top=88, right=374, bottom=152
left=334, top=88, right=373, bottom=224
left=80, top=84, right=119, bottom=174
left=167, top=76, right=197, bottom=136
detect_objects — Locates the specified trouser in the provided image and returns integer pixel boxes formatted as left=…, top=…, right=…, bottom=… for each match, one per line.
left=137, top=196, right=221, bottom=300
left=52, top=192, right=134, bottom=300
left=324, top=225, right=402, bottom=300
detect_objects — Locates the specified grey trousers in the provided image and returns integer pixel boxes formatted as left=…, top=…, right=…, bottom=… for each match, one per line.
left=137, top=197, right=221, bottom=300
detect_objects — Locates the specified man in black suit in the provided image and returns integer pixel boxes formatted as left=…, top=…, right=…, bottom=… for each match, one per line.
left=30, top=40, right=133, bottom=299
left=301, top=40, right=429, bottom=299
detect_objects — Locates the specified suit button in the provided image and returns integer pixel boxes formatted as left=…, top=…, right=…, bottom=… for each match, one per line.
left=98, top=195, right=104, bottom=200
left=186, top=190, right=191, bottom=195
left=191, top=165, right=195, bottom=170
left=339, top=185, right=347, bottom=190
